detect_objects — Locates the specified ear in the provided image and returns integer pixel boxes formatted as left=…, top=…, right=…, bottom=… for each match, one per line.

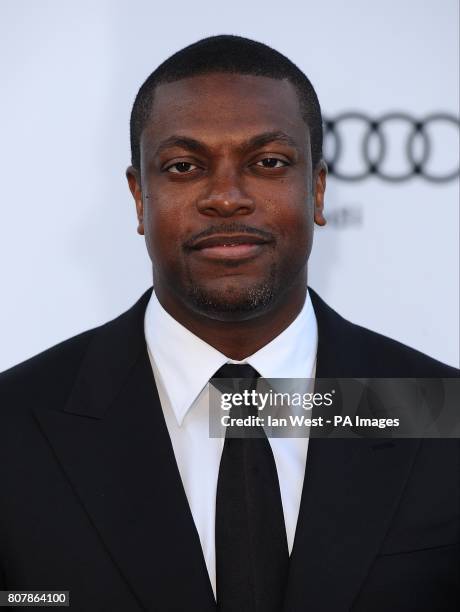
left=313, top=160, right=327, bottom=227
left=126, top=166, right=144, bottom=235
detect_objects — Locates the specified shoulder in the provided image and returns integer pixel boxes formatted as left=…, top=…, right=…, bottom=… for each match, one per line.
left=0, top=327, right=98, bottom=411
left=308, top=288, right=459, bottom=378
left=0, top=289, right=152, bottom=413
left=0, top=327, right=103, bottom=456
left=346, top=318, right=458, bottom=377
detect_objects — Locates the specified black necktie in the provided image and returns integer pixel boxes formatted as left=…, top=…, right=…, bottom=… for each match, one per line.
left=214, top=364, right=289, bottom=612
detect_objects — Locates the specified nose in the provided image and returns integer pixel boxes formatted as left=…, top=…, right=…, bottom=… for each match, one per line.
left=196, top=168, right=255, bottom=217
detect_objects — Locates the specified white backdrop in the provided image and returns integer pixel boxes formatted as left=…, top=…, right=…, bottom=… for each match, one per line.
left=1, top=0, right=458, bottom=371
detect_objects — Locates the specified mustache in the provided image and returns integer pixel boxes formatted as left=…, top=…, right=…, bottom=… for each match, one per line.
left=183, top=222, right=276, bottom=250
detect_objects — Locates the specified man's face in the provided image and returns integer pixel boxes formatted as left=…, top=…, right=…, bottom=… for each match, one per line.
left=127, top=73, right=326, bottom=321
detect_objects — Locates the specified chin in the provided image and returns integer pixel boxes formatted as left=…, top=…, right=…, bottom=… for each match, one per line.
left=186, top=278, right=276, bottom=321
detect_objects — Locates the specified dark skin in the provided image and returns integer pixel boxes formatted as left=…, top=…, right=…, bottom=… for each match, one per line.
left=127, top=73, right=327, bottom=360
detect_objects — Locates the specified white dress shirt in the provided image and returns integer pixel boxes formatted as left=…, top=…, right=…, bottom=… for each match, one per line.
left=144, top=289, right=318, bottom=599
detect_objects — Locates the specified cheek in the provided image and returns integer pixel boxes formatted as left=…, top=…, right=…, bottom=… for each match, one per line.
left=143, top=194, right=189, bottom=268
left=284, top=213, right=313, bottom=261
left=268, top=194, right=314, bottom=264
left=261, top=177, right=310, bottom=219
left=268, top=190, right=312, bottom=243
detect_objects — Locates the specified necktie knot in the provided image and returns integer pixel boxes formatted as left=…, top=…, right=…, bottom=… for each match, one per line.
left=212, top=364, right=261, bottom=404
left=213, top=363, right=260, bottom=380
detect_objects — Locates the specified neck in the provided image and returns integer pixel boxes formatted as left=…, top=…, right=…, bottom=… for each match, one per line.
left=155, top=280, right=307, bottom=360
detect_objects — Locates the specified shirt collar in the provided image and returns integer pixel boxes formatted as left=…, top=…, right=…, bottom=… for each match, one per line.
left=144, top=289, right=318, bottom=426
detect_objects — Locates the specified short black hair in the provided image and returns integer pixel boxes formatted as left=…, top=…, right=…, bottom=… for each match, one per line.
left=130, top=35, right=323, bottom=171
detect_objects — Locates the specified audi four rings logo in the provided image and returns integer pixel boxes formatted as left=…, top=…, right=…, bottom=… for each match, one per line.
left=323, top=112, right=460, bottom=182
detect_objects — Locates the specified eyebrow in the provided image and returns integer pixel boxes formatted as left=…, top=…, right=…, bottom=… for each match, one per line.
left=155, top=136, right=205, bottom=156
left=154, top=130, right=301, bottom=157
left=241, top=131, right=300, bottom=152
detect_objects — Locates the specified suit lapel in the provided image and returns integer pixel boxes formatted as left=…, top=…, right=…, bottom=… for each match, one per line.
left=283, top=289, right=421, bottom=611
left=33, top=290, right=216, bottom=612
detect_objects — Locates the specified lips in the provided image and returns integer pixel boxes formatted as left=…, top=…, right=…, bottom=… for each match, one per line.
left=189, top=233, right=272, bottom=261
left=192, top=234, right=269, bottom=249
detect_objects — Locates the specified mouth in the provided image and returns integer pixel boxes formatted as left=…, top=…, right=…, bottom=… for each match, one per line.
left=189, top=233, right=272, bottom=261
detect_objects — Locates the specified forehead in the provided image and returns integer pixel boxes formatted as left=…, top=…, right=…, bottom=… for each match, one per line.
left=140, top=73, right=308, bottom=151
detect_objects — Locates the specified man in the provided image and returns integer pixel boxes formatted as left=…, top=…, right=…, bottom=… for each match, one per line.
left=0, top=35, right=458, bottom=612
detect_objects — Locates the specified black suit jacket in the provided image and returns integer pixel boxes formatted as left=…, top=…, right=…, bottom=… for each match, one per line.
left=0, top=288, right=459, bottom=611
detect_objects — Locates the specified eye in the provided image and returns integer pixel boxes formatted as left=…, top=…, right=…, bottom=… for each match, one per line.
left=166, top=161, right=198, bottom=173
left=255, top=158, right=289, bottom=169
